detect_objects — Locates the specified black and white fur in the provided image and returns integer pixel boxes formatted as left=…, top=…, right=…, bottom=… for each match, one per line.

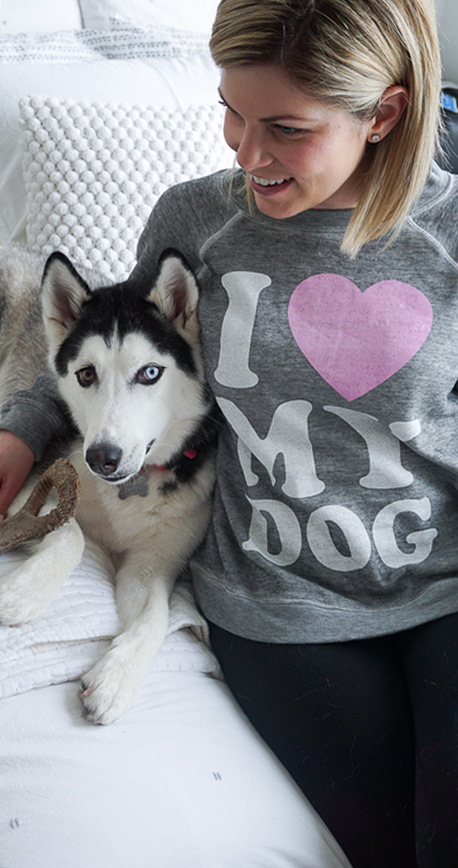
left=0, top=247, right=218, bottom=724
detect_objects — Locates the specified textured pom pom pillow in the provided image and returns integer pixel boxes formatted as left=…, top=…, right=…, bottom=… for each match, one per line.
left=0, top=29, right=219, bottom=243
left=20, top=95, right=232, bottom=282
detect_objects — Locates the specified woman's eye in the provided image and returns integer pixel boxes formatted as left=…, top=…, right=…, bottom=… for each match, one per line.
left=276, top=124, right=304, bottom=136
left=76, top=366, right=96, bottom=387
left=137, top=364, right=164, bottom=385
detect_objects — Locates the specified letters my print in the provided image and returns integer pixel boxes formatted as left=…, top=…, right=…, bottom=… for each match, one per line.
left=214, top=271, right=438, bottom=572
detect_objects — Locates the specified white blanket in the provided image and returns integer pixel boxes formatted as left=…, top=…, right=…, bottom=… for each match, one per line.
left=0, top=538, right=221, bottom=699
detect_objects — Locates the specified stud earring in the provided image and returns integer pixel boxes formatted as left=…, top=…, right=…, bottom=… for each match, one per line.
left=371, top=133, right=380, bottom=143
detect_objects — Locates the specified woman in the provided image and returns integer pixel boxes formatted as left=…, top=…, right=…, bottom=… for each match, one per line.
left=0, top=1, right=457, bottom=865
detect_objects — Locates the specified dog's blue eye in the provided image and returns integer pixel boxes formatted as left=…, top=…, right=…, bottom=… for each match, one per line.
left=76, top=366, right=96, bottom=387
left=137, top=364, right=164, bottom=385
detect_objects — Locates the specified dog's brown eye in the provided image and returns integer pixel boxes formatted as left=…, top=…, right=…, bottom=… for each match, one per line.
left=76, top=366, right=96, bottom=387
left=137, top=364, right=164, bottom=385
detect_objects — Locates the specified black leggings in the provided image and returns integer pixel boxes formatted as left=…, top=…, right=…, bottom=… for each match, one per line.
left=209, top=613, right=458, bottom=868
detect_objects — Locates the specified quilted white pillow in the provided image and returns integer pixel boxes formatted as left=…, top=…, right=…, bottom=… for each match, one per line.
left=21, top=95, right=232, bottom=282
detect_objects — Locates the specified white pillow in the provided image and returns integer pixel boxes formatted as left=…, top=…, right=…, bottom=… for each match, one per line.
left=0, top=51, right=221, bottom=243
left=0, top=0, right=82, bottom=32
left=21, top=95, right=232, bottom=282
left=80, top=0, right=220, bottom=33
left=0, top=25, right=210, bottom=62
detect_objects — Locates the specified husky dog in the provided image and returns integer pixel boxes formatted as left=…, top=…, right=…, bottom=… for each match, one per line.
left=0, top=246, right=218, bottom=724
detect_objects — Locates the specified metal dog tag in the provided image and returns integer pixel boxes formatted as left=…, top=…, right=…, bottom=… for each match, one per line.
left=118, top=473, right=148, bottom=500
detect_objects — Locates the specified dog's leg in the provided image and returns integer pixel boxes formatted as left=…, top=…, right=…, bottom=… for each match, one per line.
left=0, top=518, right=84, bottom=625
left=79, top=549, right=175, bottom=725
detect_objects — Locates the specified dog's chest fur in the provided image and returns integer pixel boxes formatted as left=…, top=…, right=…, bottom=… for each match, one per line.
left=70, top=445, right=214, bottom=558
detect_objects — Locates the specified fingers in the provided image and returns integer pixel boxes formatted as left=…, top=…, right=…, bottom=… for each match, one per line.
left=0, top=431, right=35, bottom=518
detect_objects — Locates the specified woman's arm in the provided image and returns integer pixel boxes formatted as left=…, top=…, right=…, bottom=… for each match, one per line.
left=0, top=371, right=77, bottom=516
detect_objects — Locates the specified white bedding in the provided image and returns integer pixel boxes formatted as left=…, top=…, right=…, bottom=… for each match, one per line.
left=0, top=545, right=351, bottom=868
left=0, top=0, right=83, bottom=33
left=0, top=674, right=352, bottom=868
left=0, top=539, right=220, bottom=701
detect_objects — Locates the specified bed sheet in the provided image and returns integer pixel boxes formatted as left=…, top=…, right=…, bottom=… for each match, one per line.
left=0, top=535, right=353, bottom=866
left=0, top=671, right=352, bottom=868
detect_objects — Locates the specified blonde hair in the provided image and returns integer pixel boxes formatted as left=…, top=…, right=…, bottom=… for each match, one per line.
left=210, top=0, right=442, bottom=257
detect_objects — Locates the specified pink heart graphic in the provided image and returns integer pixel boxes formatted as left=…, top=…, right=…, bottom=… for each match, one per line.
left=288, top=274, right=433, bottom=401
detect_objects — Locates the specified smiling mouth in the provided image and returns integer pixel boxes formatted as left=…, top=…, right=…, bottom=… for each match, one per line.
left=252, top=175, right=292, bottom=187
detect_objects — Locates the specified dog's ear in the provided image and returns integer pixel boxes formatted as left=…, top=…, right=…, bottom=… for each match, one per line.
left=41, top=252, right=92, bottom=346
left=148, top=251, right=199, bottom=327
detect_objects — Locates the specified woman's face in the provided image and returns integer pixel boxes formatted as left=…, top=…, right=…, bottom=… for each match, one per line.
left=220, top=65, right=374, bottom=219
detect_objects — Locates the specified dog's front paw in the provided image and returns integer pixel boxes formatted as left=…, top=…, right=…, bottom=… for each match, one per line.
left=79, top=643, right=142, bottom=725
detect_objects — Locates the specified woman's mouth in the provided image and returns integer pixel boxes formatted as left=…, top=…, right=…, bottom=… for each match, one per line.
left=250, top=175, right=293, bottom=195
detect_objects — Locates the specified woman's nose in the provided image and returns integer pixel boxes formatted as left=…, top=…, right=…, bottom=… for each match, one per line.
left=226, top=121, right=273, bottom=173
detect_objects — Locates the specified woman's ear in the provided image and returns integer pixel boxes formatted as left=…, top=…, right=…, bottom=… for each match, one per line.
left=367, top=86, right=409, bottom=143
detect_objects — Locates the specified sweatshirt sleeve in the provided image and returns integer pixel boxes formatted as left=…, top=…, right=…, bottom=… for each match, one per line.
left=0, top=371, right=77, bottom=462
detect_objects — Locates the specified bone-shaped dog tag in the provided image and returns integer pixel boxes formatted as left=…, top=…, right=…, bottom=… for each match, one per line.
left=117, top=474, right=148, bottom=500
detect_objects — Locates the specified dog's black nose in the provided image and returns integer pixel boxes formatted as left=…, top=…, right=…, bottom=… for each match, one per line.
left=86, top=443, right=123, bottom=477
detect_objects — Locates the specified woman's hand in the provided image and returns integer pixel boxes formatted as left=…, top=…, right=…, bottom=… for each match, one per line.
left=0, top=431, right=35, bottom=519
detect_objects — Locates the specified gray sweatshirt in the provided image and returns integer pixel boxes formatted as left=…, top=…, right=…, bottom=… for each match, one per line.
left=3, top=163, right=458, bottom=642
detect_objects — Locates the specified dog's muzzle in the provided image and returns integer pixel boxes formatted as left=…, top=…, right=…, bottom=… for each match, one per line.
left=86, top=443, right=123, bottom=479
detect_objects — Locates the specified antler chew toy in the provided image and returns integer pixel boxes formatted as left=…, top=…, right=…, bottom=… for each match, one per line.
left=0, top=458, right=80, bottom=553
